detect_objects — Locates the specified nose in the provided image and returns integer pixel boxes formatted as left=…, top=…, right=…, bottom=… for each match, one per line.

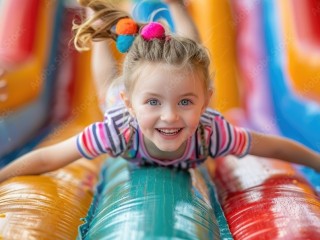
left=160, top=105, right=179, bottom=122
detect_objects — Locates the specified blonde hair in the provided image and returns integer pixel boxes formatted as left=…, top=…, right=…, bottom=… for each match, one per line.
left=73, top=0, right=212, bottom=96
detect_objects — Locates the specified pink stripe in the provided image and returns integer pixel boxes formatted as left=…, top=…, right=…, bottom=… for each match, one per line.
left=233, top=129, right=241, bottom=155
left=80, top=133, right=93, bottom=157
left=237, top=130, right=246, bottom=155
left=98, top=123, right=109, bottom=153
left=217, top=117, right=227, bottom=151
left=123, top=128, right=131, bottom=142
left=86, top=127, right=99, bottom=157
left=232, top=127, right=239, bottom=154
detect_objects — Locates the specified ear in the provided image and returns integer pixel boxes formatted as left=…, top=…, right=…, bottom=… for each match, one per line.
left=120, top=91, right=136, bottom=117
left=201, top=88, right=213, bottom=114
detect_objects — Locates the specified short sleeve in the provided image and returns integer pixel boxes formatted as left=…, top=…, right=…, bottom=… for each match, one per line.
left=76, top=105, right=130, bottom=159
left=209, top=114, right=251, bottom=158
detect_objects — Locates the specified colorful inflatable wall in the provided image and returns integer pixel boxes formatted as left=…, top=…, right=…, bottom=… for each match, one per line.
left=0, top=0, right=319, bottom=239
left=0, top=0, right=65, bottom=160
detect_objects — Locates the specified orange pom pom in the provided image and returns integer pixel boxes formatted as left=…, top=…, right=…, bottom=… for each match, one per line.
left=115, top=18, right=139, bottom=35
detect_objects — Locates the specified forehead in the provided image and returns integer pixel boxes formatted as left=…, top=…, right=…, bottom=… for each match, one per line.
left=134, top=62, right=202, bottom=88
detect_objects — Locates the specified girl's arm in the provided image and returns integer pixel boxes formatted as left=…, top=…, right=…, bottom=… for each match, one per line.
left=0, top=136, right=81, bottom=183
left=249, top=131, right=320, bottom=172
left=164, top=0, right=201, bottom=42
left=86, top=8, right=118, bottom=107
left=91, top=40, right=117, bottom=105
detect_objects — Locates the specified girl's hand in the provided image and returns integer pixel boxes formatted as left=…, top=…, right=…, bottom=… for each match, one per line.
left=249, top=131, right=320, bottom=173
left=0, top=136, right=81, bottom=184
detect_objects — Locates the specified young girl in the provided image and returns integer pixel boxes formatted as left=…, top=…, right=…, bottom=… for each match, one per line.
left=0, top=0, right=319, bottom=183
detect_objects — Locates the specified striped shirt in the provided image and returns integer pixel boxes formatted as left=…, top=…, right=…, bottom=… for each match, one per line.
left=77, top=104, right=251, bottom=169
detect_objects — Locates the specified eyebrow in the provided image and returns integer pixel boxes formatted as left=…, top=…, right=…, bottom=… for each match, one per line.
left=142, top=92, right=162, bottom=98
left=142, top=92, right=199, bottom=99
left=180, top=93, right=199, bottom=98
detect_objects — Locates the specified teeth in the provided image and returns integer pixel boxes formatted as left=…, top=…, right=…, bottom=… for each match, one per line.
left=157, top=128, right=181, bottom=135
left=161, top=129, right=179, bottom=133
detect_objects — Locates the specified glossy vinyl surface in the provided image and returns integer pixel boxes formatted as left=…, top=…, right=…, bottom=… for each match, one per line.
left=79, top=158, right=221, bottom=240
left=0, top=159, right=101, bottom=240
left=215, top=156, right=320, bottom=239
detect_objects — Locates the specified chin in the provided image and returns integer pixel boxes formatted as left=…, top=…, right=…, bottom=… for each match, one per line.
left=155, top=142, right=182, bottom=153
left=158, top=146, right=179, bottom=153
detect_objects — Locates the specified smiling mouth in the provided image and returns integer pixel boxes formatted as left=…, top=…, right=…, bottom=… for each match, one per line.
left=156, top=128, right=183, bottom=136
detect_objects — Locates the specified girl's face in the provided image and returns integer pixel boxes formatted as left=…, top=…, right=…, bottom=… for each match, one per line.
left=122, top=63, right=211, bottom=155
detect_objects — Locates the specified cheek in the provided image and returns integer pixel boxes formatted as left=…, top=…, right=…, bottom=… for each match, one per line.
left=135, top=109, right=157, bottom=128
left=184, top=111, right=202, bottom=131
left=188, top=119, right=200, bottom=131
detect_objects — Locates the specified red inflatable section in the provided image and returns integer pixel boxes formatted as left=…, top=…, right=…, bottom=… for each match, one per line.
left=0, top=0, right=40, bottom=65
left=291, top=0, right=320, bottom=50
left=215, top=156, right=320, bottom=239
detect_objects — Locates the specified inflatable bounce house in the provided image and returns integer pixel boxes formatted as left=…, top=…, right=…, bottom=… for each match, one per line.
left=0, top=0, right=319, bottom=239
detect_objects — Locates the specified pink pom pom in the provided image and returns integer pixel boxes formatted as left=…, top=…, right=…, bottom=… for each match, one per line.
left=141, top=22, right=165, bottom=41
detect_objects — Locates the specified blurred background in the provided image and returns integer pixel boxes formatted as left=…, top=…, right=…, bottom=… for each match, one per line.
left=0, top=0, right=320, bottom=239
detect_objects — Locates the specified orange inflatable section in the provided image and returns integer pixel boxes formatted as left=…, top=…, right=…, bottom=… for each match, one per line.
left=189, top=0, right=240, bottom=113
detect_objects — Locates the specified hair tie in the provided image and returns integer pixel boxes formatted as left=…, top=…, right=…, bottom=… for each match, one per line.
left=115, top=21, right=166, bottom=53
left=116, top=18, right=139, bottom=53
left=141, top=22, right=165, bottom=41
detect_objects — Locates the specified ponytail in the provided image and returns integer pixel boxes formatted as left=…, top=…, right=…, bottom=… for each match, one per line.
left=73, top=0, right=131, bottom=51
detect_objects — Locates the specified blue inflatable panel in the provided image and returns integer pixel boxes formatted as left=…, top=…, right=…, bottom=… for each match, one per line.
left=78, top=158, right=232, bottom=239
left=0, top=100, right=47, bottom=160
left=262, top=0, right=320, bottom=151
left=262, top=0, right=320, bottom=190
left=132, top=0, right=175, bottom=31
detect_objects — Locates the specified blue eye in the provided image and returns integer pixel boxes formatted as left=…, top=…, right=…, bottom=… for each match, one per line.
left=147, top=99, right=160, bottom=106
left=179, top=99, right=192, bottom=106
